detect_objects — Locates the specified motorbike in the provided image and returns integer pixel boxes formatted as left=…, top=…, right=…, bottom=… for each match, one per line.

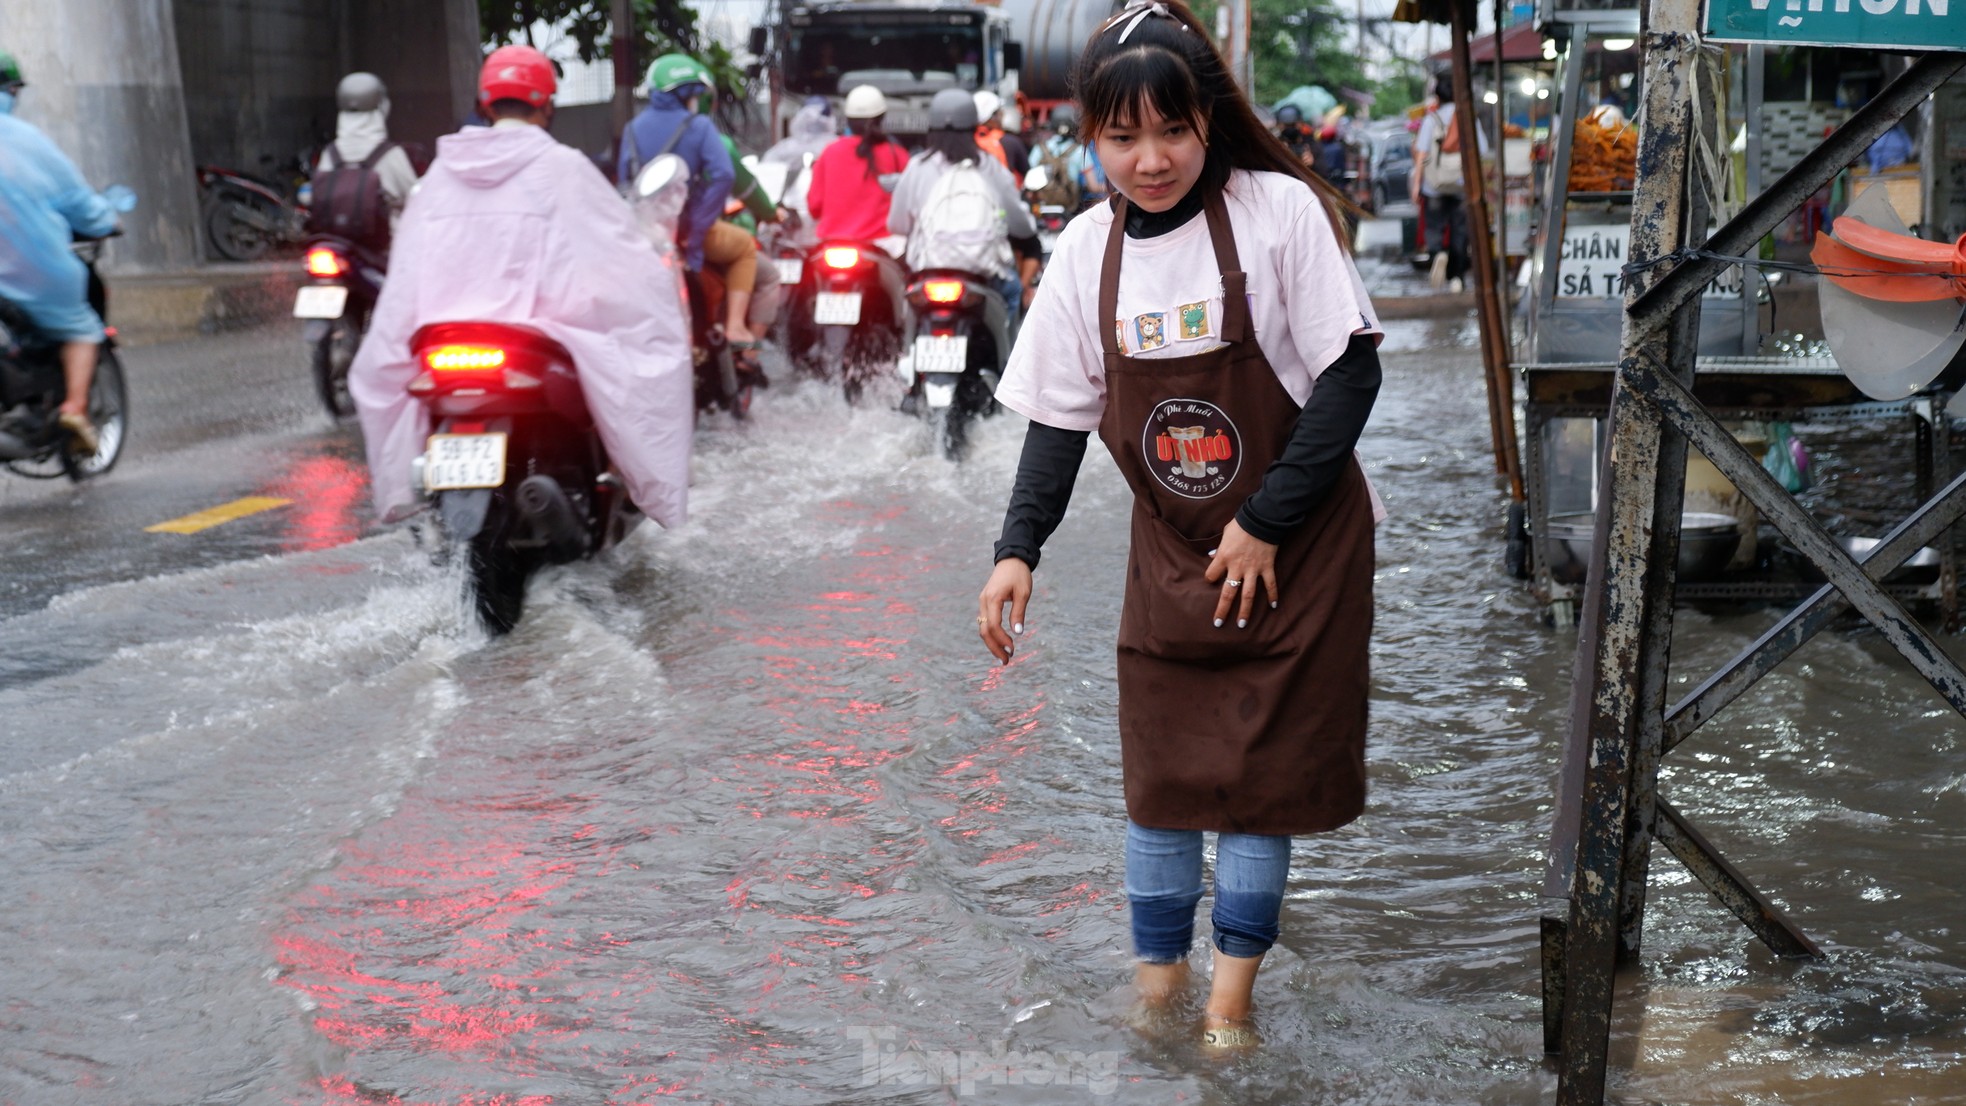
left=628, top=157, right=756, bottom=420
left=899, top=268, right=1010, bottom=461
left=199, top=160, right=309, bottom=262
left=1023, top=165, right=1069, bottom=264
left=0, top=191, right=137, bottom=483
left=791, top=238, right=910, bottom=404
left=405, top=321, right=641, bottom=633
left=293, top=235, right=385, bottom=418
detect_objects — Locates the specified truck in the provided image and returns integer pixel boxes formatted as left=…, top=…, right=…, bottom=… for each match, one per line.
left=754, top=0, right=1024, bottom=141
left=997, top=0, right=1125, bottom=121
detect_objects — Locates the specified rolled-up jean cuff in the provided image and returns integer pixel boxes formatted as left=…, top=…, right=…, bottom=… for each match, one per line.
left=1129, top=890, right=1203, bottom=963
left=1211, top=899, right=1283, bottom=958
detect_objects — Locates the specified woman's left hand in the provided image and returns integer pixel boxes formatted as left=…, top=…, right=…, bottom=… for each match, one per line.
left=1204, top=519, right=1278, bottom=629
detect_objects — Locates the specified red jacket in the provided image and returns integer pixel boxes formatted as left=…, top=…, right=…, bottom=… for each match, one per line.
left=806, top=135, right=909, bottom=242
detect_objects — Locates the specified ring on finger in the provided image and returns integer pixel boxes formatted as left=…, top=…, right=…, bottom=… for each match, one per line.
left=1227, top=579, right=1242, bottom=587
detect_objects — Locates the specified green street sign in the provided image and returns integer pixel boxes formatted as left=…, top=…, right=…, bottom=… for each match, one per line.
left=1704, top=0, right=1964, bottom=50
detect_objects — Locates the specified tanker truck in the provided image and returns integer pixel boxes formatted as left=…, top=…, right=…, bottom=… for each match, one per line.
left=997, top=0, right=1125, bottom=121
left=754, top=0, right=1022, bottom=141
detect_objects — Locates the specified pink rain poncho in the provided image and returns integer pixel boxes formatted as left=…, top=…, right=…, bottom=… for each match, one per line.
left=350, top=122, right=693, bottom=527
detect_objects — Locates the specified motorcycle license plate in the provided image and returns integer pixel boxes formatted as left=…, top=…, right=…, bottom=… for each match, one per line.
left=912, top=334, right=967, bottom=377
left=293, top=284, right=348, bottom=320
left=423, top=433, right=507, bottom=491
left=813, top=291, right=862, bottom=326
left=775, top=257, right=804, bottom=285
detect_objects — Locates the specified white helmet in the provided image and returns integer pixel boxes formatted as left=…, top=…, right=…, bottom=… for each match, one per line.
left=843, top=85, right=887, bottom=120
left=972, top=89, right=1002, bottom=122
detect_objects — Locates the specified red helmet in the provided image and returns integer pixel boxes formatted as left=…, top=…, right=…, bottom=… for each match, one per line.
left=479, top=45, right=556, bottom=108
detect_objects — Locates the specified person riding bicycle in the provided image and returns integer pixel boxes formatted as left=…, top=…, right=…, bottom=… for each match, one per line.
left=0, top=50, right=121, bottom=454
left=618, top=54, right=761, bottom=350
left=311, top=72, right=418, bottom=245
left=351, top=45, right=693, bottom=529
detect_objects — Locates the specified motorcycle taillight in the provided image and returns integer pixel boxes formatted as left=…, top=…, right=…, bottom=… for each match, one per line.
left=305, top=247, right=348, bottom=278
left=821, top=246, right=861, bottom=270
left=923, top=280, right=965, bottom=305
left=408, top=343, right=544, bottom=396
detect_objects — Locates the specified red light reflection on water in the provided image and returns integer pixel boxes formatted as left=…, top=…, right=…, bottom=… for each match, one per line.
left=274, top=789, right=690, bottom=1104
left=268, top=450, right=370, bottom=553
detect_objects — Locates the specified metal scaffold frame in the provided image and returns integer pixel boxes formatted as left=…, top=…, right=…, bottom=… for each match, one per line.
left=1538, top=0, right=1966, bottom=1099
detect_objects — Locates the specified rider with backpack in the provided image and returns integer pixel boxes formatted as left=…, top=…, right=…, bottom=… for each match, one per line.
left=888, top=89, right=1039, bottom=332
left=309, top=73, right=418, bottom=256
left=1029, top=104, right=1094, bottom=215
left=1410, top=74, right=1488, bottom=293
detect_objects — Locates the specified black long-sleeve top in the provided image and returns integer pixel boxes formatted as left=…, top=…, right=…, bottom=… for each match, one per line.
left=993, top=191, right=1382, bottom=568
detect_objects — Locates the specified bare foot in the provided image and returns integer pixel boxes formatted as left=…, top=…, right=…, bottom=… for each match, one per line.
left=1135, top=960, right=1190, bottom=1006
left=726, top=322, right=758, bottom=346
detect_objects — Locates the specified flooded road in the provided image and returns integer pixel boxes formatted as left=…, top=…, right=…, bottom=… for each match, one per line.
left=2, top=310, right=1963, bottom=1105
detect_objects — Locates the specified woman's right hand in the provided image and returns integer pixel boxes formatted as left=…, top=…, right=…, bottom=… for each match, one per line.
left=978, top=558, right=1033, bottom=665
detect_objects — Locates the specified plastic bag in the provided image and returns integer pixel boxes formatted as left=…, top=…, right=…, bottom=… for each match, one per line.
left=1763, top=422, right=1810, bottom=493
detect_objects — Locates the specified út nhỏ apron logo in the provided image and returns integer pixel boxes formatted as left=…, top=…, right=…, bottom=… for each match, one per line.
left=1144, top=397, right=1242, bottom=499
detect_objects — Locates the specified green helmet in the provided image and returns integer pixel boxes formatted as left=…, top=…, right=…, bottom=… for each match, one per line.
left=0, top=51, right=23, bottom=90
left=645, top=53, right=711, bottom=94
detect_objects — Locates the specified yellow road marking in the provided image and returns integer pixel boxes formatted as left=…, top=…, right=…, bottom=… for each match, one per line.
left=146, top=496, right=293, bottom=535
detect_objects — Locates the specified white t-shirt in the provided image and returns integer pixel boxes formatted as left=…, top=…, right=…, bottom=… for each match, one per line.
left=996, top=169, right=1385, bottom=520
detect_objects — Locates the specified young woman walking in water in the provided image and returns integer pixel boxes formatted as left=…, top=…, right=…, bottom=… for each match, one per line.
left=975, top=0, right=1385, bottom=1049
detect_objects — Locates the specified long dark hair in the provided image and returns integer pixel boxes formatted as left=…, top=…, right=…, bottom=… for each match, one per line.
left=1071, top=1, right=1352, bottom=241
left=926, top=127, right=980, bottom=164
left=849, top=114, right=893, bottom=178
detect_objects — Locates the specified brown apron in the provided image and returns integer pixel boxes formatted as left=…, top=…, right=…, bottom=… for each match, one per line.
left=1096, top=191, right=1375, bottom=836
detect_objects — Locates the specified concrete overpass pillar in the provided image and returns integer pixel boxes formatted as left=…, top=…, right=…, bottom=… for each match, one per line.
left=349, top=0, right=482, bottom=152
left=0, top=0, right=204, bottom=273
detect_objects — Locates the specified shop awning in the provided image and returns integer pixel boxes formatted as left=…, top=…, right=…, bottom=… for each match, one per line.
left=1428, top=21, right=1545, bottom=64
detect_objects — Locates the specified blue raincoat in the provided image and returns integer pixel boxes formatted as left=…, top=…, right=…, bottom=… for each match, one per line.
left=616, top=89, right=733, bottom=271
left=0, top=109, right=118, bottom=342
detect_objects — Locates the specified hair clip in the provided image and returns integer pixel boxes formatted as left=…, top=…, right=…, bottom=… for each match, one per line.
left=1103, top=1, right=1185, bottom=44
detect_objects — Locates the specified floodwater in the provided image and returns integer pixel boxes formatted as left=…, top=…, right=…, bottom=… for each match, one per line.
left=3, top=310, right=1964, bottom=1105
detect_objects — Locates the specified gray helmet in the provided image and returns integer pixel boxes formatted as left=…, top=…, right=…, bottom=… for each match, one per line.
left=336, top=72, right=388, bottom=112
left=1049, top=103, right=1079, bottom=133
left=927, top=87, right=977, bottom=132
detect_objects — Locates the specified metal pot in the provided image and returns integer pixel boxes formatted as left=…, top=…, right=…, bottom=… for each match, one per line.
left=1543, top=511, right=1744, bottom=585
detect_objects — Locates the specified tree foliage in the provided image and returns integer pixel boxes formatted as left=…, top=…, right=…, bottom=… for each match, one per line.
left=1186, top=0, right=1428, bottom=118
left=478, top=0, right=744, bottom=101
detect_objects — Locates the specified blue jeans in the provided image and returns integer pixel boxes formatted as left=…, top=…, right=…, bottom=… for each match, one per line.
left=1124, top=820, right=1292, bottom=963
left=996, top=272, right=1023, bottom=342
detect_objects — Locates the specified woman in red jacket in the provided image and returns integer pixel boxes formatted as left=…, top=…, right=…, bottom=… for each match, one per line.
left=805, top=85, right=909, bottom=246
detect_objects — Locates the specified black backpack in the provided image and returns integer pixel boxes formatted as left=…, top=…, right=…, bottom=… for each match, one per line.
left=307, top=142, right=397, bottom=250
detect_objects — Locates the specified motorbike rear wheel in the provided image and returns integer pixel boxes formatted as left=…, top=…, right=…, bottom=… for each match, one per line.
left=462, top=499, right=535, bottom=634
left=311, top=320, right=359, bottom=418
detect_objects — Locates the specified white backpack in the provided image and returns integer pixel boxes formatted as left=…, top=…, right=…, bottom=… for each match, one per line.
left=908, top=158, right=1011, bottom=277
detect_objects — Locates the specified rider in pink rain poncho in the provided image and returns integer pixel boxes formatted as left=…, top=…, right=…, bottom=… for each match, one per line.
left=350, top=45, right=693, bottom=528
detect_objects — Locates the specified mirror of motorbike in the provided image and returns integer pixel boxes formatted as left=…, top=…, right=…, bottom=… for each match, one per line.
left=1022, top=165, right=1049, bottom=192
left=635, top=153, right=689, bottom=199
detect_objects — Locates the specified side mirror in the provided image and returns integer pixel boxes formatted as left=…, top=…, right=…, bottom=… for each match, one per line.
left=749, top=26, right=769, bottom=56
left=1023, top=165, right=1050, bottom=192
left=1003, top=42, right=1023, bottom=72
left=635, top=153, right=688, bottom=198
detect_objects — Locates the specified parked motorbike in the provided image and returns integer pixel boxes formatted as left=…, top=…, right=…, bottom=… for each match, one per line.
left=629, top=156, right=762, bottom=420
left=899, top=269, right=1010, bottom=460
left=792, top=239, right=909, bottom=403
left=0, top=191, right=137, bottom=483
left=293, top=236, right=385, bottom=418
left=405, top=321, right=641, bottom=633
left=199, top=161, right=308, bottom=262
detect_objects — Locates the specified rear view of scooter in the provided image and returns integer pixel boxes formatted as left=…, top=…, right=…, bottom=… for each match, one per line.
left=294, top=236, right=384, bottom=418
left=901, top=270, right=1010, bottom=460
left=794, top=240, right=909, bottom=402
left=406, top=323, right=639, bottom=632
